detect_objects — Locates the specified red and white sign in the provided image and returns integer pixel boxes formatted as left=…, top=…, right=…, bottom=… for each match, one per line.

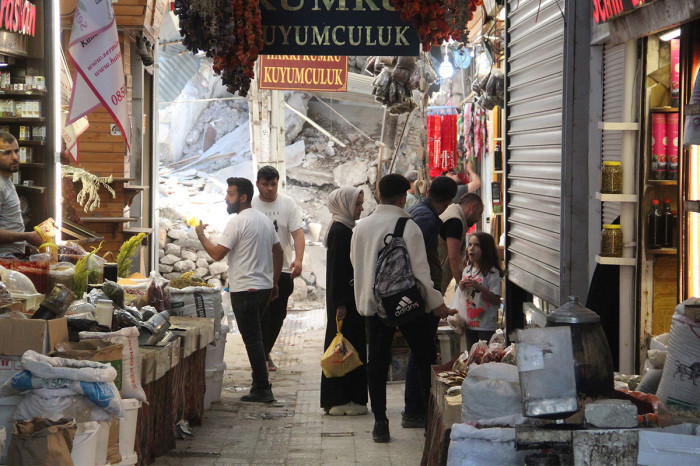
left=0, top=0, right=36, bottom=36
left=60, top=49, right=88, bottom=162
left=66, top=0, right=130, bottom=153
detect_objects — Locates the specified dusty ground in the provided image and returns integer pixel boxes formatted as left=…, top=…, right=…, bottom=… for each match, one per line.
left=153, top=307, right=425, bottom=465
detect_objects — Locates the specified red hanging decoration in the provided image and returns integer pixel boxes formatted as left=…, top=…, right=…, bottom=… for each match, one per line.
left=427, top=106, right=459, bottom=178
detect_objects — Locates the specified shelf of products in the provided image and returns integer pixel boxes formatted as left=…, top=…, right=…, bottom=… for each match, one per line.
left=598, top=121, right=640, bottom=131
left=650, top=106, right=679, bottom=113
left=595, top=255, right=637, bottom=266
left=596, top=193, right=638, bottom=202
left=648, top=248, right=677, bottom=255
left=0, top=89, right=46, bottom=97
left=648, top=179, right=678, bottom=186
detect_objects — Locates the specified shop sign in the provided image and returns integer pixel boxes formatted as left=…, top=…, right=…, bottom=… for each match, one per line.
left=259, top=55, right=348, bottom=91
left=260, top=0, right=419, bottom=56
left=0, top=0, right=37, bottom=36
left=66, top=0, right=131, bottom=154
left=592, top=0, right=657, bottom=24
left=0, top=30, right=26, bottom=56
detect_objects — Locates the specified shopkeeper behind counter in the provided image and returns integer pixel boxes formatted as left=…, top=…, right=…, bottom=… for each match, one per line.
left=0, top=131, right=42, bottom=255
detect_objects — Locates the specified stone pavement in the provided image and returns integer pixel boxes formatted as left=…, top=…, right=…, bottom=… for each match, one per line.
left=154, top=308, right=425, bottom=465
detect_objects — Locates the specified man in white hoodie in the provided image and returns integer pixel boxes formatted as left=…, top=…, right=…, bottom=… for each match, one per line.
left=351, top=174, right=456, bottom=443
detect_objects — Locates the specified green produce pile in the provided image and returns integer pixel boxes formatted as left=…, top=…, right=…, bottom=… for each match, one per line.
left=169, top=271, right=211, bottom=289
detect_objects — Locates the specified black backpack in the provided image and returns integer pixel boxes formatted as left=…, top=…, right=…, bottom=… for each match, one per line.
left=373, top=217, right=425, bottom=327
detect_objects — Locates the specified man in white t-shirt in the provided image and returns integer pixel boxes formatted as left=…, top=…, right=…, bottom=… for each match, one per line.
left=0, top=131, right=41, bottom=255
left=196, top=177, right=283, bottom=403
left=252, top=166, right=305, bottom=372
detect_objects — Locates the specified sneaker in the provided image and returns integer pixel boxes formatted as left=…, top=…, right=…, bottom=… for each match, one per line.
left=328, top=403, right=353, bottom=416
left=346, top=402, right=368, bottom=416
left=401, top=411, right=426, bottom=428
left=372, top=419, right=390, bottom=443
left=241, top=384, right=275, bottom=403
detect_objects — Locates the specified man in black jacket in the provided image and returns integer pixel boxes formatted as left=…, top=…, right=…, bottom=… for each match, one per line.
left=402, top=176, right=458, bottom=428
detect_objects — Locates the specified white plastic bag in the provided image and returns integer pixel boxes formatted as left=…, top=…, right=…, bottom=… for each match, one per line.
left=462, top=362, right=522, bottom=422
left=14, top=391, right=112, bottom=422
left=169, top=285, right=223, bottom=341
left=448, top=287, right=468, bottom=334
left=656, top=298, right=700, bottom=409
left=447, top=424, right=536, bottom=466
left=80, top=327, right=147, bottom=403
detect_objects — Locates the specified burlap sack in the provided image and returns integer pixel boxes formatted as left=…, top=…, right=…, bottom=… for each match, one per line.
left=6, top=417, right=76, bottom=465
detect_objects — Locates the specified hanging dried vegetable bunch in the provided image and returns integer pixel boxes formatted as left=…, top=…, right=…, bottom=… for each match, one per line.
left=174, top=0, right=262, bottom=96
left=390, top=0, right=483, bottom=50
left=366, top=56, right=423, bottom=114
left=61, top=165, right=116, bottom=213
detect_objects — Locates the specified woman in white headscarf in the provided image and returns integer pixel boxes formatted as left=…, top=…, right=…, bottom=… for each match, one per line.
left=321, top=186, right=368, bottom=416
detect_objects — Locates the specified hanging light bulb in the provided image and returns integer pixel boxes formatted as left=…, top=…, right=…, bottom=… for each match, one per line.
left=439, top=55, right=453, bottom=79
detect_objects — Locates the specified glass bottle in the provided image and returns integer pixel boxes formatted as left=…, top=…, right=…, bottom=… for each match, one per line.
left=662, top=200, right=674, bottom=248
left=494, top=142, right=503, bottom=172
left=601, top=161, right=622, bottom=194
left=647, top=200, right=663, bottom=249
left=601, top=225, right=623, bottom=257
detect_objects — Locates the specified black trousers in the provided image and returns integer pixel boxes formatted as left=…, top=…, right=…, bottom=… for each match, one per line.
left=404, top=312, right=440, bottom=417
left=261, top=272, right=294, bottom=360
left=367, top=312, right=437, bottom=422
left=230, top=289, right=272, bottom=389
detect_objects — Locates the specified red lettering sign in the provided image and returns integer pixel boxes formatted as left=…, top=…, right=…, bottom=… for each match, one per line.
left=0, top=0, right=35, bottom=36
left=592, top=0, right=656, bottom=24
left=259, top=55, right=348, bottom=92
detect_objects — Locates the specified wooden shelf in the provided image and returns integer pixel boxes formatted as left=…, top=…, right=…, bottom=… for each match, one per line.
left=17, top=140, right=45, bottom=146
left=19, top=163, right=45, bottom=168
left=595, top=255, right=636, bottom=266
left=124, top=185, right=148, bottom=191
left=596, top=193, right=637, bottom=202
left=686, top=200, right=700, bottom=213
left=686, top=103, right=700, bottom=116
left=493, top=170, right=504, bottom=174
left=598, top=121, right=640, bottom=131
left=80, top=217, right=138, bottom=223
left=650, top=107, right=679, bottom=113
left=0, top=89, right=46, bottom=97
left=648, top=179, right=678, bottom=186
left=649, top=248, right=677, bottom=255
left=0, top=117, right=45, bottom=123
left=14, top=184, right=46, bottom=193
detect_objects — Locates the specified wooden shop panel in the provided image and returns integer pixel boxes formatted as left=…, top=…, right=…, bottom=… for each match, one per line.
left=652, top=256, right=679, bottom=335
left=113, top=5, right=146, bottom=16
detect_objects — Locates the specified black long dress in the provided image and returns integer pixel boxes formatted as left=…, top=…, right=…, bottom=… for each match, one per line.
left=320, top=222, right=368, bottom=410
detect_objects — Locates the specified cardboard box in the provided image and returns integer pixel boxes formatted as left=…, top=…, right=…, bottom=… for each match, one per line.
left=0, top=317, right=68, bottom=356
left=0, top=355, right=21, bottom=386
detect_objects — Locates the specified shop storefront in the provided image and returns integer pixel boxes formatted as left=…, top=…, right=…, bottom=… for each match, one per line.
left=589, top=0, right=700, bottom=372
left=0, top=0, right=59, bottom=231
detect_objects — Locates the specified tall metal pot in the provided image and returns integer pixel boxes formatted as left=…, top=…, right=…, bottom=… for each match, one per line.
left=546, top=296, right=614, bottom=397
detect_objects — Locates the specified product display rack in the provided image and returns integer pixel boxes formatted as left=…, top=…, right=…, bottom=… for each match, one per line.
left=0, top=56, right=51, bottom=231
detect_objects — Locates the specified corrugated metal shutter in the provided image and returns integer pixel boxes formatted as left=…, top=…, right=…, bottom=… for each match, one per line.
left=505, top=0, right=565, bottom=305
left=602, top=44, right=626, bottom=225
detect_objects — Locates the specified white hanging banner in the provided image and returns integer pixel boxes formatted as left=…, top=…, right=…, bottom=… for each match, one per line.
left=66, top=0, right=130, bottom=153
left=60, top=46, right=89, bottom=163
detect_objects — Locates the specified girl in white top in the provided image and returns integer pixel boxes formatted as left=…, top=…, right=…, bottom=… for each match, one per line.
left=449, top=232, right=503, bottom=339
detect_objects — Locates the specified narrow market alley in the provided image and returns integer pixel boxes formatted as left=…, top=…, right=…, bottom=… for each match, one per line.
left=154, top=308, right=425, bottom=465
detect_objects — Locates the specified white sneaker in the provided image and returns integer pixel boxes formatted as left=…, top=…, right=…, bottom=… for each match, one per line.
left=345, top=402, right=368, bottom=416
left=328, top=402, right=353, bottom=416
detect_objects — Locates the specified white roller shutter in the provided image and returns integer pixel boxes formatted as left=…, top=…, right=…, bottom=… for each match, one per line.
left=505, top=0, right=565, bottom=305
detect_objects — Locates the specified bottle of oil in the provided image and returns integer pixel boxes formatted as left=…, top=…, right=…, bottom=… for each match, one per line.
left=662, top=199, right=674, bottom=248
left=647, top=200, right=663, bottom=249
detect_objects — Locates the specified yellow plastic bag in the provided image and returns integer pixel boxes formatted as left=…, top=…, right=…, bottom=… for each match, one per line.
left=321, top=318, right=362, bottom=378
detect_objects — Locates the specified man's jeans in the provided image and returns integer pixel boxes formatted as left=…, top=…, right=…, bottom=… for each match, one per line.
left=230, top=289, right=272, bottom=389
left=261, top=273, right=294, bottom=359
left=404, top=312, right=440, bottom=418
left=367, top=312, right=437, bottom=421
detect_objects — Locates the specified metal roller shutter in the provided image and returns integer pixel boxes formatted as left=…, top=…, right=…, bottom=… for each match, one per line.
left=602, top=44, right=626, bottom=225
left=505, top=0, right=565, bottom=306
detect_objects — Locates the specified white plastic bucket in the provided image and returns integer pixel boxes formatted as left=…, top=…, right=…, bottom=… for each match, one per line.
left=71, top=421, right=100, bottom=466
left=0, top=395, right=22, bottom=463
left=93, top=421, right=110, bottom=466
left=119, top=451, right=138, bottom=465
left=119, top=398, right=141, bottom=458
left=205, top=324, right=228, bottom=370
left=204, top=363, right=225, bottom=410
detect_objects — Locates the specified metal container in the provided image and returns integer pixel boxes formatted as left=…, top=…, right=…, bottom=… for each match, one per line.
left=546, top=296, right=614, bottom=397
left=138, top=311, right=171, bottom=345
left=515, top=326, right=579, bottom=419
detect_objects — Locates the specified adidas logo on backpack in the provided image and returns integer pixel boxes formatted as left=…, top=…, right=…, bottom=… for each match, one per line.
left=374, top=217, right=425, bottom=327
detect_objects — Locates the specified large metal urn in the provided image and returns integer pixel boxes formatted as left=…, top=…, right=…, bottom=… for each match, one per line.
left=546, top=296, right=614, bottom=397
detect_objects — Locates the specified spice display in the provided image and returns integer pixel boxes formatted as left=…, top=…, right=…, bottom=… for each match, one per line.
left=174, top=0, right=262, bottom=96
left=170, top=271, right=212, bottom=289
left=390, top=0, right=483, bottom=51
left=601, top=161, right=622, bottom=194
left=117, top=233, right=146, bottom=278
left=601, top=224, right=623, bottom=257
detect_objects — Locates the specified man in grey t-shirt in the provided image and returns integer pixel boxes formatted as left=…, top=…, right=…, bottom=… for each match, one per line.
left=0, top=131, right=41, bottom=255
